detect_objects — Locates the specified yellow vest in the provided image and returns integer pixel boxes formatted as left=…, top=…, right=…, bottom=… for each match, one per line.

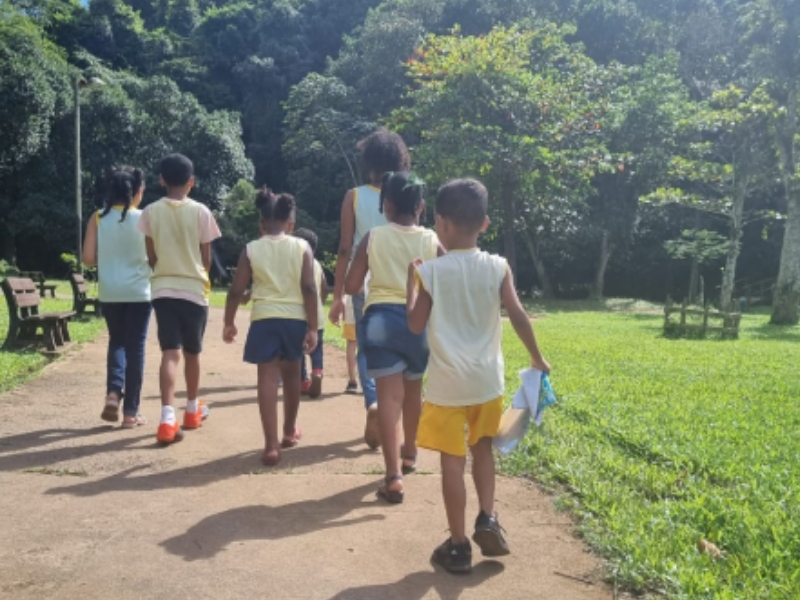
left=148, top=199, right=210, bottom=299
left=313, top=259, right=325, bottom=328
left=366, top=224, right=439, bottom=308
left=249, top=234, right=309, bottom=322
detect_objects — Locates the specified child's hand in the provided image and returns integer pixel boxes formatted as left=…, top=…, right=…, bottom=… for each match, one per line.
left=329, top=298, right=345, bottom=326
left=223, top=324, right=238, bottom=344
left=407, top=258, right=423, bottom=288
left=531, top=356, right=551, bottom=374
left=303, top=329, right=318, bottom=355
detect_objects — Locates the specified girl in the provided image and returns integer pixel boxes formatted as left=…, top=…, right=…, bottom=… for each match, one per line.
left=82, top=166, right=152, bottom=428
left=223, top=189, right=318, bottom=466
left=345, top=171, right=444, bottom=503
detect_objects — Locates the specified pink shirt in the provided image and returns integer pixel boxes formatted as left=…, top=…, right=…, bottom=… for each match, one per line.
left=138, top=198, right=222, bottom=306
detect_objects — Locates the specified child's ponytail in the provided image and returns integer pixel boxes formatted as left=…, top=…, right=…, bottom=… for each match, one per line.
left=256, top=186, right=295, bottom=223
left=380, top=171, right=426, bottom=218
left=102, top=166, right=143, bottom=222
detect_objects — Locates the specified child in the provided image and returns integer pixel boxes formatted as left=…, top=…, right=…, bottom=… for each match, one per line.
left=293, top=228, right=327, bottom=399
left=138, top=154, right=221, bottom=444
left=343, top=296, right=358, bottom=394
left=223, top=189, right=318, bottom=466
left=330, top=129, right=412, bottom=449
left=406, top=179, right=550, bottom=574
left=345, top=171, right=444, bottom=504
left=82, top=166, right=151, bottom=429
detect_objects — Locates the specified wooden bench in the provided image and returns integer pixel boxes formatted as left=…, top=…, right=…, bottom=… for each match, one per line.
left=17, top=271, right=58, bottom=298
left=2, top=278, right=75, bottom=352
left=69, top=273, right=102, bottom=317
left=664, top=297, right=741, bottom=340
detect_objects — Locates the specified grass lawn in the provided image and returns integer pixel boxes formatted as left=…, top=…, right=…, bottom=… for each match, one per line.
left=502, top=301, right=800, bottom=599
left=0, top=281, right=106, bottom=393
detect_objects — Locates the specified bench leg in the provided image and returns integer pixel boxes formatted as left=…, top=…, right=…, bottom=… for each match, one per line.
left=3, top=321, right=20, bottom=349
left=41, top=323, right=57, bottom=352
left=60, top=319, right=72, bottom=343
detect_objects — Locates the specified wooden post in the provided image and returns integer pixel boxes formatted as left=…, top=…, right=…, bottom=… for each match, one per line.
left=702, top=303, right=710, bottom=337
left=680, top=298, right=688, bottom=328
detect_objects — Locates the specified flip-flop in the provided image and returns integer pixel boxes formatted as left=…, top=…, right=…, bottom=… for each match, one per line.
left=401, top=444, right=417, bottom=475
left=377, top=474, right=404, bottom=504
left=281, top=427, right=303, bottom=449
left=101, top=398, right=120, bottom=423
left=121, top=414, right=147, bottom=429
left=262, top=447, right=281, bottom=467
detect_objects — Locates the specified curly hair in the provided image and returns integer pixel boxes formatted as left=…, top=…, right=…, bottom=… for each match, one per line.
left=357, top=128, right=411, bottom=178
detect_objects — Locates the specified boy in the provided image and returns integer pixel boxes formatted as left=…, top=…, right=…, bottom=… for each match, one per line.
left=294, top=228, right=327, bottom=399
left=329, top=129, right=412, bottom=448
left=406, top=178, right=550, bottom=574
left=139, top=154, right=221, bottom=444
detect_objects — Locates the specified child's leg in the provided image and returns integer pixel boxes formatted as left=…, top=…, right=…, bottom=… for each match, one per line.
left=346, top=340, right=357, bottom=383
left=441, top=452, right=469, bottom=543
left=376, top=373, right=405, bottom=488
left=183, top=351, right=200, bottom=400
left=160, top=350, right=181, bottom=409
left=401, top=378, right=423, bottom=460
left=311, top=329, right=324, bottom=371
left=300, top=355, right=309, bottom=383
left=121, top=302, right=152, bottom=420
left=470, top=437, right=496, bottom=516
left=102, top=304, right=125, bottom=408
left=257, top=360, right=282, bottom=462
left=280, top=359, right=303, bottom=438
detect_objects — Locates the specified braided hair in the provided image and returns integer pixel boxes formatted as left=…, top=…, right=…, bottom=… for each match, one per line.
left=255, top=186, right=296, bottom=222
left=379, top=171, right=426, bottom=218
left=101, top=166, right=144, bottom=223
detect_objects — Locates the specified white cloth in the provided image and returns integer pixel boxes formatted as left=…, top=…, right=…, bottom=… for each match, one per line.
left=511, top=368, right=547, bottom=427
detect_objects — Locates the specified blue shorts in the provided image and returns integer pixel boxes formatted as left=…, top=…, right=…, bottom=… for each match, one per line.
left=362, top=304, right=428, bottom=380
left=244, top=318, right=307, bottom=365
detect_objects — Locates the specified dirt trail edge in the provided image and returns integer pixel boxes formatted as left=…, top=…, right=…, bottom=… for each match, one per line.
left=0, top=308, right=612, bottom=600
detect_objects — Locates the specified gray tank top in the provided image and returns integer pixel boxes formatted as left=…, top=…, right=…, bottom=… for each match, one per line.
left=97, top=207, right=151, bottom=303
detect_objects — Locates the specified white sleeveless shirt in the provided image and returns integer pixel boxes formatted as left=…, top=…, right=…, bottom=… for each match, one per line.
left=97, top=207, right=151, bottom=303
left=352, top=185, right=387, bottom=251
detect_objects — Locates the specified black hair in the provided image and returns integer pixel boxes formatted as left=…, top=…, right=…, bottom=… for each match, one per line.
left=357, top=129, right=411, bottom=177
left=160, top=153, right=194, bottom=187
left=380, top=171, right=426, bottom=219
left=101, top=166, right=144, bottom=222
left=435, top=179, right=489, bottom=231
left=293, top=228, right=318, bottom=254
left=255, top=187, right=296, bottom=222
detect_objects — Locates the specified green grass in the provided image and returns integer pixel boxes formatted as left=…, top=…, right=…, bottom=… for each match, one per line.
left=501, top=303, right=800, bottom=599
left=0, top=280, right=106, bottom=393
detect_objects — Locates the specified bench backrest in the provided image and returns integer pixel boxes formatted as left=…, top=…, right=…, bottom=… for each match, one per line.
left=2, top=278, right=41, bottom=317
left=70, top=273, right=89, bottom=297
left=17, top=271, right=45, bottom=284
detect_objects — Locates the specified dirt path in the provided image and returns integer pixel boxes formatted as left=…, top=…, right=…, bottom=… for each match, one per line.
left=0, top=308, right=611, bottom=600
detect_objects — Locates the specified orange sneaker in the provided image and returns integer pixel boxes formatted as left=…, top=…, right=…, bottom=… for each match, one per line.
left=183, top=401, right=209, bottom=430
left=156, top=420, right=183, bottom=445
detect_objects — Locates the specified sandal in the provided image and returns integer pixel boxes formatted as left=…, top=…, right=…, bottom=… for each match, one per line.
left=377, top=474, right=404, bottom=504
left=101, top=396, right=120, bottom=423
left=281, top=427, right=303, bottom=449
left=121, top=414, right=147, bottom=429
left=401, top=444, right=417, bottom=475
left=262, top=447, right=281, bottom=467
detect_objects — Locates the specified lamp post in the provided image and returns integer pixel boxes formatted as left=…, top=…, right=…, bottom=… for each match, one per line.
left=74, top=76, right=104, bottom=275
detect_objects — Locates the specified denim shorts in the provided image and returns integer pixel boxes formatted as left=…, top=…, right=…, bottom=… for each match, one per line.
left=362, top=304, right=428, bottom=380
left=244, top=318, right=307, bottom=365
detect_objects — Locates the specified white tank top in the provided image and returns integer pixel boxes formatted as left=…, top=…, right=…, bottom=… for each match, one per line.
left=97, top=207, right=151, bottom=303
left=352, top=185, right=387, bottom=251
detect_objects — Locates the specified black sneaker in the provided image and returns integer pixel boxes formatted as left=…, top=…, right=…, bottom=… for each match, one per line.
left=472, top=511, right=510, bottom=557
left=345, top=381, right=358, bottom=395
left=431, top=538, right=472, bottom=574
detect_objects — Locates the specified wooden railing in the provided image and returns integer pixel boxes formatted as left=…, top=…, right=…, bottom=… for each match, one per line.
left=664, top=297, right=741, bottom=340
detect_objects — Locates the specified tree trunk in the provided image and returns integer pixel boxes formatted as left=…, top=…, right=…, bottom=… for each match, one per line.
left=688, top=258, right=700, bottom=303
left=0, top=221, right=16, bottom=265
left=500, top=183, right=517, bottom=276
left=521, top=228, right=555, bottom=299
left=772, top=86, right=800, bottom=325
left=720, top=176, right=747, bottom=312
left=590, top=229, right=613, bottom=300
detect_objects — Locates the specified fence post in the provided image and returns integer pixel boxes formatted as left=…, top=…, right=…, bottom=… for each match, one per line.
left=702, top=303, right=710, bottom=337
left=680, top=298, right=688, bottom=327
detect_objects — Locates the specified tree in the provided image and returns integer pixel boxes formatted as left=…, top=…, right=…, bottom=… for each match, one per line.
left=391, top=24, right=609, bottom=288
left=742, top=0, right=800, bottom=324
left=0, top=15, right=71, bottom=263
left=664, top=229, right=728, bottom=304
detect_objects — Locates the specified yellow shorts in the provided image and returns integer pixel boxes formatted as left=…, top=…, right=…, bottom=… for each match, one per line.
left=343, top=323, right=356, bottom=342
left=417, top=397, right=504, bottom=457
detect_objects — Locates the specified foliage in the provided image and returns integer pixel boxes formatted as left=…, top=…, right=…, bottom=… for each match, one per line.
left=664, top=229, right=728, bottom=265
left=501, top=306, right=800, bottom=598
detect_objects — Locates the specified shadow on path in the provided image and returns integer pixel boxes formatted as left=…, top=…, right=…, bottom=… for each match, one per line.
left=159, top=482, right=385, bottom=560
left=44, top=438, right=375, bottom=497
left=0, top=426, right=112, bottom=455
left=325, top=562, right=505, bottom=600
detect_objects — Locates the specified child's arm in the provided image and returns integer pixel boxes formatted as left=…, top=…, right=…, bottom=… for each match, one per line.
left=145, top=237, right=157, bottom=269
left=500, top=267, right=550, bottom=373
left=330, top=189, right=356, bottom=324
left=200, top=242, right=212, bottom=275
left=406, top=259, right=432, bottom=335
left=223, top=249, right=252, bottom=343
left=82, top=213, right=99, bottom=267
left=301, top=247, right=319, bottom=353
left=344, top=233, right=370, bottom=296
